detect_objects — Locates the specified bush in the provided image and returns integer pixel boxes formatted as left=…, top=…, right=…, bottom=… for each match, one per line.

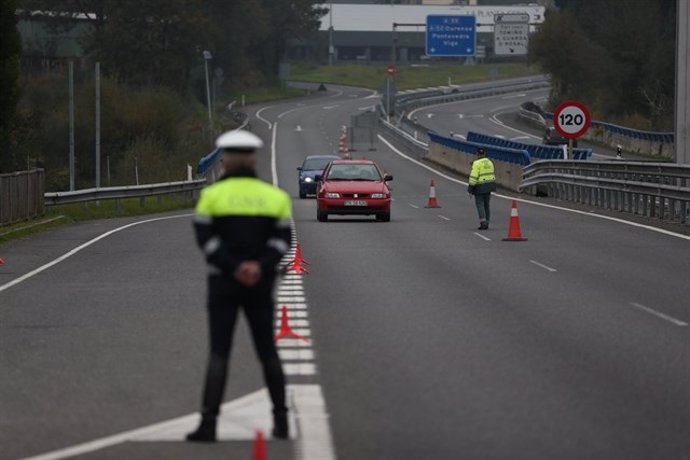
left=15, top=73, right=211, bottom=191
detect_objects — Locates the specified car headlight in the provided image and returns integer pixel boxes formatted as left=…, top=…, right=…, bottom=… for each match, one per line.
left=304, top=177, right=313, bottom=183
left=371, top=193, right=387, bottom=199
left=324, top=192, right=340, bottom=198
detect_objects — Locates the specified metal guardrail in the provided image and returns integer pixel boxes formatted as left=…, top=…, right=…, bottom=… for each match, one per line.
left=381, top=86, right=690, bottom=226
left=397, top=77, right=551, bottom=115
left=520, top=160, right=690, bottom=224
left=44, top=179, right=206, bottom=206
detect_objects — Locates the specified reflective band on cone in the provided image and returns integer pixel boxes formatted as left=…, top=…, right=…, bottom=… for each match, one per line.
left=503, top=200, right=527, bottom=241
left=425, top=179, right=441, bottom=208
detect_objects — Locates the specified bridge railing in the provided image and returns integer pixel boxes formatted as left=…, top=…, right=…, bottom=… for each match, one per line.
left=520, top=160, right=690, bottom=225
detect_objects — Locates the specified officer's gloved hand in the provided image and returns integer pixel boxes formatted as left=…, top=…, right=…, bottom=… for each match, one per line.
left=235, top=261, right=262, bottom=287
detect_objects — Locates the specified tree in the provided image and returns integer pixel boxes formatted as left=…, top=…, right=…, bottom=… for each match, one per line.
left=255, top=0, right=327, bottom=79
left=83, top=0, right=213, bottom=90
left=0, top=0, right=22, bottom=172
left=530, top=0, right=676, bottom=129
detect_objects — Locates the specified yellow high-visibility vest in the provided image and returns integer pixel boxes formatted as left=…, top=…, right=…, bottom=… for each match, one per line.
left=468, top=157, right=496, bottom=186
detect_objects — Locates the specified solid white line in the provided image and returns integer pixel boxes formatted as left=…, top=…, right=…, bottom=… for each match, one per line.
left=293, top=385, right=336, bottom=460
left=0, top=214, right=194, bottom=295
left=271, top=122, right=279, bottom=187
left=473, top=232, right=491, bottom=241
left=278, top=107, right=305, bottom=119
left=529, top=259, right=557, bottom=272
left=255, top=106, right=275, bottom=129
left=21, top=384, right=335, bottom=459
left=437, top=215, right=451, bottom=221
left=629, top=302, right=688, bottom=327
left=377, top=135, right=690, bottom=241
left=502, top=93, right=526, bottom=99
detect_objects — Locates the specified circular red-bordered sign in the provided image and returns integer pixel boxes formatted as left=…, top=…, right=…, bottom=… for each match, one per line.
left=386, top=64, right=397, bottom=75
left=552, top=100, right=591, bottom=139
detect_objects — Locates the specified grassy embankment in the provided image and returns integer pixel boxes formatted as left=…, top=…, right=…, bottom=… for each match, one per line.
left=0, top=63, right=540, bottom=243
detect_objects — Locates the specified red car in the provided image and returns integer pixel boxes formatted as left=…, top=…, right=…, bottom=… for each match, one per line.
left=315, top=159, right=393, bottom=222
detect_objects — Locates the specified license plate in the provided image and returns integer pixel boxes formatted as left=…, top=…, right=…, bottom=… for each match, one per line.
left=344, top=200, right=367, bottom=206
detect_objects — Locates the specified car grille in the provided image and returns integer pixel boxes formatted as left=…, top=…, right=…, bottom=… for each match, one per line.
left=341, top=193, right=371, bottom=198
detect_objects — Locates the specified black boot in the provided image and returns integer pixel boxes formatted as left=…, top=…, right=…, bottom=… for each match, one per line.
left=186, top=415, right=217, bottom=442
left=272, top=409, right=289, bottom=439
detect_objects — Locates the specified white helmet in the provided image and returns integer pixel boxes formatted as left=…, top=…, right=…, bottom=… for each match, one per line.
left=215, top=129, right=263, bottom=152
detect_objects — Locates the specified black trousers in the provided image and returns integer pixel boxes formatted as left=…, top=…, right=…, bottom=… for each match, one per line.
left=197, top=275, right=286, bottom=418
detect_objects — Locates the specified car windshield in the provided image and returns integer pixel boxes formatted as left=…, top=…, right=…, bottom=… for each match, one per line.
left=326, top=164, right=380, bottom=181
left=303, top=158, right=335, bottom=170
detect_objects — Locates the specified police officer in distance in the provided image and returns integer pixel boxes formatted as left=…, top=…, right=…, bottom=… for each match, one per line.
left=187, top=129, right=293, bottom=442
left=467, top=147, right=497, bottom=230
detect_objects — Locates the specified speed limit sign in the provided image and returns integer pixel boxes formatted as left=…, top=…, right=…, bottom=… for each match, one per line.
left=553, top=100, right=591, bottom=139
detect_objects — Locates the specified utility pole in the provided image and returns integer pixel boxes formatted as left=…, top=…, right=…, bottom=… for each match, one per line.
left=68, top=60, right=75, bottom=191
left=676, top=0, right=689, bottom=164
left=95, top=62, right=101, bottom=188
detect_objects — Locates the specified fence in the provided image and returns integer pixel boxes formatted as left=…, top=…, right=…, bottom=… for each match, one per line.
left=0, top=169, right=45, bottom=225
left=520, top=160, right=690, bottom=225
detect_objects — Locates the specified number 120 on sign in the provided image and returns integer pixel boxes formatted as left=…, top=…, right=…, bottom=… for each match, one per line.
left=553, top=100, right=591, bottom=139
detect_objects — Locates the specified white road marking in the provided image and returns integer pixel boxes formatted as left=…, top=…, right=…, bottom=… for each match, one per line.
left=529, top=259, right=557, bottom=272
left=284, top=363, right=317, bottom=375
left=437, top=215, right=451, bottom=221
left=255, top=106, right=275, bottom=129
left=377, top=135, right=690, bottom=241
left=629, top=302, right=688, bottom=327
left=20, top=384, right=336, bottom=460
left=279, top=349, right=315, bottom=361
left=283, top=310, right=308, bottom=318
left=322, top=105, right=339, bottom=110
left=296, top=125, right=303, bottom=131
left=502, top=93, right=526, bottom=99
left=278, top=107, right=305, bottom=118
left=473, top=232, right=491, bottom=241
left=277, top=296, right=306, bottom=303
left=276, top=319, right=310, bottom=328
left=271, top=121, right=279, bottom=187
left=277, top=339, right=312, bottom=348
left=281, top=303, right=308, bottom=310
left=0, top=214, right=194, bottom=295
left=409, top=203, right=420, bottom=209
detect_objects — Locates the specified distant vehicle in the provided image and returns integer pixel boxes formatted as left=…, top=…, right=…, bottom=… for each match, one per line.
left=315, top=159, right=393, bottom=222
left=543, top=127, right=578, bottom=147
left=297, top=154, right=341, bottom=198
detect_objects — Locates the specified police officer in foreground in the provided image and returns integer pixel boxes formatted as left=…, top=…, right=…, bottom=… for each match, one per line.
left=467, top=147, right=497, bottom=230
left=187, top=129, right=293, bottom=442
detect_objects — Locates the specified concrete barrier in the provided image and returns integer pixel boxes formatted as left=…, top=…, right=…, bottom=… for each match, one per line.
left=426, top=142, right=524, bottom=192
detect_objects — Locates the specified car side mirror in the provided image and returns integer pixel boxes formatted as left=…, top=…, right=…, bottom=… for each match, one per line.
left=315, top=174, right=323, bottom=181
left=384, top=174, right=393, bottom=181
left=297, top=166, right=303, bottom=171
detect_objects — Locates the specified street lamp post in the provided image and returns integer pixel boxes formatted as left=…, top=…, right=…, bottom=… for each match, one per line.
left=202, top=50, right=213, bottom=132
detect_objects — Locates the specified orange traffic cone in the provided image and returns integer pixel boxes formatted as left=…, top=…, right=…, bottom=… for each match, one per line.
left=424, top=180, right=441, bottom=208
left=503, top=200, right=528, bottom=241
left=287, top=244, right=310, bottom=274
left=253, top=430, right=266, bottom=460
left=274, top=305, right=310, bottom=343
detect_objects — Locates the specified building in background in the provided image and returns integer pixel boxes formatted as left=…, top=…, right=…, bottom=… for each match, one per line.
left=286, top=2, right=545, bottom=64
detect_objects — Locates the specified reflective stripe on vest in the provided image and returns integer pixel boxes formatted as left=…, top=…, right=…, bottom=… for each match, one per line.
left=469, top=157, right=496, bottom=185
left=195, top=177, right=292, bottom=219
